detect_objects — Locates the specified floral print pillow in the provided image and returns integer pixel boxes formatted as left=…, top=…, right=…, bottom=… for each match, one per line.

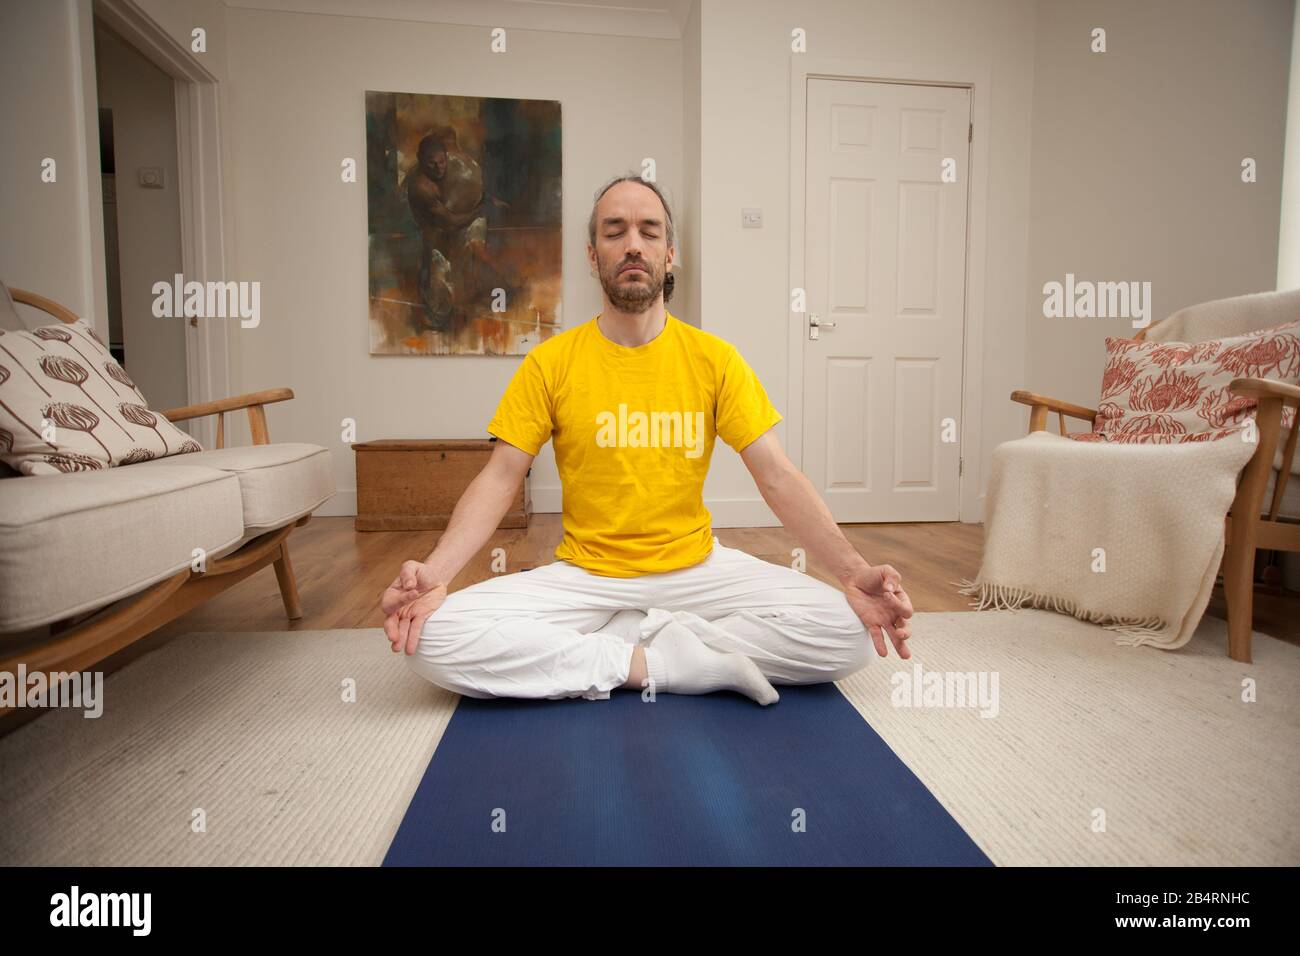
left=1073, top=320, right=1300, bottom=444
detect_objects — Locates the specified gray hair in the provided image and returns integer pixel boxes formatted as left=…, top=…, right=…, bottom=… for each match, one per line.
left=587, top=174, right=676, bottom=249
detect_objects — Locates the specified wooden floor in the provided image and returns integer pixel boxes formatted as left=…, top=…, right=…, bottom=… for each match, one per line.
left=4, top=514, right=1297, bottom=741
left=39, top=514, right=1300, bottom=690
left=141, top=514, right=1298, bottom=641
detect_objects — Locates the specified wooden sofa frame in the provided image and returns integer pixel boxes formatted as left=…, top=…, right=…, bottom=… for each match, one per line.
left=0, top=289, right=309, bottom=707
left=1011, top=323, right=1300, bottom=663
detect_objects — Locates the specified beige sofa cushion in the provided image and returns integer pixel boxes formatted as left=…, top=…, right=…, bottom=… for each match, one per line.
left=0, top=464, right=244, bottom=632
left=139, top=443, right=334, bottom=531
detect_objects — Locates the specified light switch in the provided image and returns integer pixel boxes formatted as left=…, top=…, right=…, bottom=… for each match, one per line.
left=741, top=207, right=762, bottom=228
left=138, top=166, right=164, bottom=189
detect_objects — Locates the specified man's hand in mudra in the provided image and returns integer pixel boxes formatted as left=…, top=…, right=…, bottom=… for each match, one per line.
left=843, top=563, right=914, bottom=659
left=381, top=560, right=448, bottom=656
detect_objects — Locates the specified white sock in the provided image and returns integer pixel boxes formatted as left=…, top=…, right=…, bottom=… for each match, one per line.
left=642, top=621, right=779, bottom=706
left=596, top=608, right=650, bottom=645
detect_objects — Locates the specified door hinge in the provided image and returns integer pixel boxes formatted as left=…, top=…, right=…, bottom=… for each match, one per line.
left=959, top=456, right=964, bottom=476
left=968, top=122, right=973, bottom=143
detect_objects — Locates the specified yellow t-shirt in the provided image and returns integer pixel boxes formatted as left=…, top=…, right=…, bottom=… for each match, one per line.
left=486, top=311, right=783, bottom=577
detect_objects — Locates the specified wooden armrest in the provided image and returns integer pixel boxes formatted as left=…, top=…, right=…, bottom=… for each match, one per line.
left=1228, top=377, right=1300, bottom=404
left=1010, top=390, right=1098, bottom=420
left=1010, top=389, right=1098, bottom=436
left=9, top=287, right=80, bottom=324
left=160, top=388, right=294, bottom=423
left=161, top=388, right=294, bottom=447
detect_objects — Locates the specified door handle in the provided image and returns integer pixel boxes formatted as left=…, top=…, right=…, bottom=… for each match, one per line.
left=808, top=313, right=837, bottom=340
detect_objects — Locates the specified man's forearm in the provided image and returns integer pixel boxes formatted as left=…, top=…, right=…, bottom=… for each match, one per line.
left=755, top=466, right=872, bottom=584
left=420, top=469, right=521, bottom=584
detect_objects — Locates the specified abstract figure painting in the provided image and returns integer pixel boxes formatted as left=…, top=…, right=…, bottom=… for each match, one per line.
left=365, top=90, right=563, bottom=355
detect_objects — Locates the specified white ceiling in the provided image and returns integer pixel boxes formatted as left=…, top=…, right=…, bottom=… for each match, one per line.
left=221, top=0, right=696, bottom=39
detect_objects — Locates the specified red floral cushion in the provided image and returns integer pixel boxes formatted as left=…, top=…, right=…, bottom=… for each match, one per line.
left=1076, top=319, right=1300, bottom=444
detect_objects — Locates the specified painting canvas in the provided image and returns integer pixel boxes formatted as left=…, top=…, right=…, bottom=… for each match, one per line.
left=365, top=90, right=563, bottom=355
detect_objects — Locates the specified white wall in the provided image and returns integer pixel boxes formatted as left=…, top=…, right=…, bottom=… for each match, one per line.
left=681, top=0, right=702, bottom=326
left=694, top=0, right=1292, bottom=525
left=219, top=6, right=683, bottom=515
left=131, top=0, right=232, bottom=80
left=95, top=23, right=190, bottom=412
left=1278, top=0, right=1300, bottom=289
left=1026, top=0, right=1294, bottom=408
left=0, top=0, right=106, bottom=330
left=6, top=0, right=1293, bottom=531
left=697, top=0, right=1039, bottom=522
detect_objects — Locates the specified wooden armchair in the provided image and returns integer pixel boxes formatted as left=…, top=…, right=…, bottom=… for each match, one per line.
left=1, top=288, right=312, bottom=686
left=1011, top=325, right=1300, bottom=664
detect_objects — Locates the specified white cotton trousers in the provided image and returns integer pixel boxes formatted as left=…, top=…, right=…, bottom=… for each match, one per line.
left=405, top=538, right=873, bottom=700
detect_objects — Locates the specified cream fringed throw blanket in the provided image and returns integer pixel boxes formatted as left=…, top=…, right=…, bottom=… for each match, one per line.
left=960, top=431, right=1257, bottom=649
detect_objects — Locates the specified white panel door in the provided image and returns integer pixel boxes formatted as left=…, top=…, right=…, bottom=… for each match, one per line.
left=803, top=78, right=970, bottom=521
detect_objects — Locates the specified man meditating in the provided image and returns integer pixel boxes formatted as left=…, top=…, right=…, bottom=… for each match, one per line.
left=381, top=175, right=913, bottom=705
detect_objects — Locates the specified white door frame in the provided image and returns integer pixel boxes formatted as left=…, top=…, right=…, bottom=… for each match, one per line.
left=788, top=55, right=992, bottom=523
left=94, top=0, right=231, bottom=448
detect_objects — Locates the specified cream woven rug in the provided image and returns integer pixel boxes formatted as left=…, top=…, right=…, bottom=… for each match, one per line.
left=1, top=611, right=1295, bottom=866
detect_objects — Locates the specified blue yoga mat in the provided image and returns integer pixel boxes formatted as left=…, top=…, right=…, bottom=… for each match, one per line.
left=383, top=683, right=992, bottom=866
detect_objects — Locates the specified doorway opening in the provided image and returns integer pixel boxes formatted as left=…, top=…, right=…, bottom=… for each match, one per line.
left=94, top=17, right=189, bottom=415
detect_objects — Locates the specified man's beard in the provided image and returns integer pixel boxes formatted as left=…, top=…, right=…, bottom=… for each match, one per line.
left=598, top=253, right=665, bottom=313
